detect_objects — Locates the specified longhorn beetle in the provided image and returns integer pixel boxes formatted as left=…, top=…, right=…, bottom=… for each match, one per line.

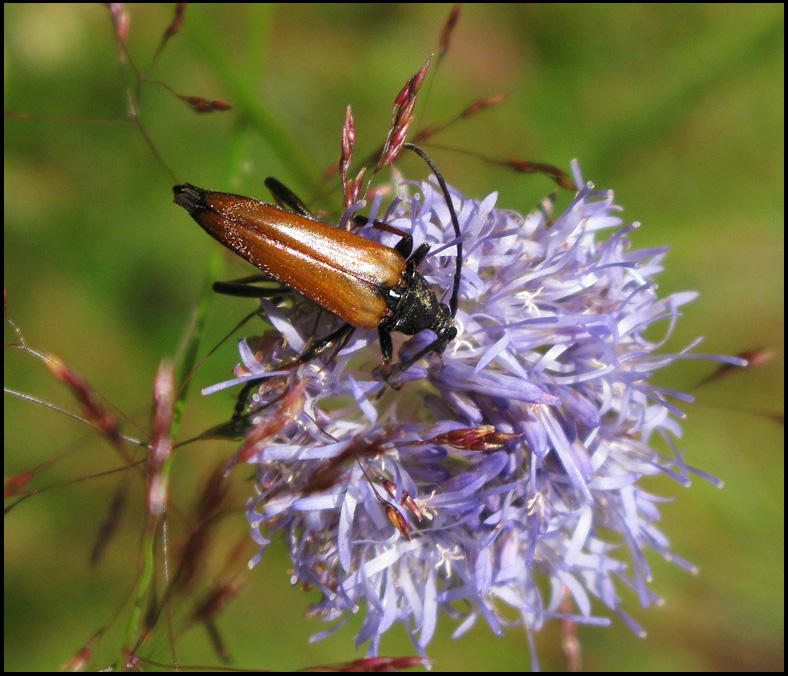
left=173, top=143, right=463, bottom=391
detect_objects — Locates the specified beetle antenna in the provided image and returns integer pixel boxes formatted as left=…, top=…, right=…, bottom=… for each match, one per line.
left=402, top=143, right=462, bottom=317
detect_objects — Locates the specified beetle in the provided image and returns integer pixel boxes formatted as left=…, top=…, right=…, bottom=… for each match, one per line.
left=173, top=143, right=463, bottom=385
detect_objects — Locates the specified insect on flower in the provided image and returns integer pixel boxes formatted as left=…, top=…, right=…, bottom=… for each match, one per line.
left=172, top=143, right=466, bottom=388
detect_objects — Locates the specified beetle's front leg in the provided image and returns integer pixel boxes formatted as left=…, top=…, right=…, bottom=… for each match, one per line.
left=380, top=324, right=457, bottom=388
left=378, top=326, right=394, bottom=364
left=298, top=322, right=356, bottom=363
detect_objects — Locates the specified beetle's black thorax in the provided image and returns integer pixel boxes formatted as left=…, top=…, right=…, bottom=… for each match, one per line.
left=381, top=267, right=453, bottom=339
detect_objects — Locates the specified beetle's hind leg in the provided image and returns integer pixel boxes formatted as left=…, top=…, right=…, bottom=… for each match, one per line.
left=231, top=322, right=356, bottom=426
left=264, top=177, right=312, bottom=217
left=214, top=277, right=358, bottom=366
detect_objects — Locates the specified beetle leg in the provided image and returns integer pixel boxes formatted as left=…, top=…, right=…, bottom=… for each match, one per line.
left=407, top=242, right=431, bottom=267
left=382, top=337, right=446, bottom=384
left=218, top=273, right=273, bottom=285
left=298, top=322, right=356, bottom=363
left=378, top=326, right=394, bottom=364
left=356, top=221, right=428, bottom=266
left=394, top=234, right=414, bottom=259
left=232, top=379, right=263, bottom=427
left=231, top=322, right=356, bottom=425
left=382, top=324, right=458, bottom=385
left=213, top=279, right=290, bottom=298
left=369, top=219, right=412, bottom=239
left=351, top=216, right=415, bottom=259
left=264, top=177, right=312, bottom=217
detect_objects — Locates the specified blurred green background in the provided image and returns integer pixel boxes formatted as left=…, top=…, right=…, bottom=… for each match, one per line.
left=4, top=4, right=783, bottom=671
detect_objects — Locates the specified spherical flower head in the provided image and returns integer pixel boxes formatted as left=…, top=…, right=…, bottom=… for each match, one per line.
left=209, top=161, right=738, bottom=661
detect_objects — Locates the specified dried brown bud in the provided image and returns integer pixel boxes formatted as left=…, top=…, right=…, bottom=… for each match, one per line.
left=504, top=158, right=577, bottom=191
left=153, top=2, right=187, bottom=61
left=439, top=5, right=462, bottom=56
left=376, top=57, right=432, bottom=171
left=429, top=424, right=521, bottom=451
left=381, top=478, right=424, bottom=521
left=43, top=353, right=121, bottom=444
left=385, top=504, right=411, bottom=541
left=460, top=93, right=510, bottom=119
left=225, top=381, right=306, bottom=476
left=177, top=94, right=232, bottom=114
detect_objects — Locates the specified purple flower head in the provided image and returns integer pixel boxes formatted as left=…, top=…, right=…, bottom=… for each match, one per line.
left=207, top=162, right=743, bottom=661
